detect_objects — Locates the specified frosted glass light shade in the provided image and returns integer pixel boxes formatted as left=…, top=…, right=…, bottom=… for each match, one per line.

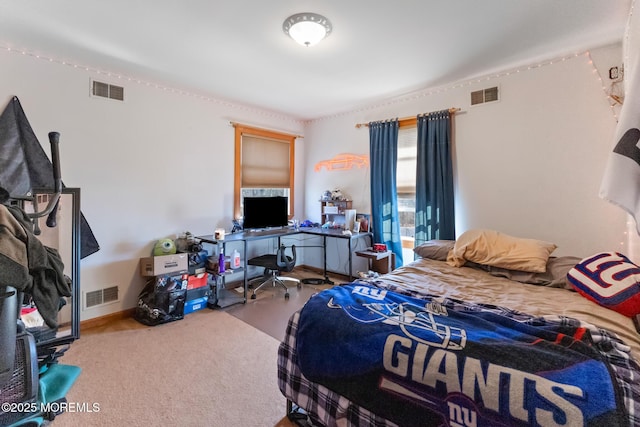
left=283, top=13, right=332, bottom=47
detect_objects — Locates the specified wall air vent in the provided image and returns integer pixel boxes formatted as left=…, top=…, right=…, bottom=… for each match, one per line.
left=91, top=80, right=125, bottom=101
left=470, top=86, right=499, bottom=106
left=84, top=286, right=119, bottom=309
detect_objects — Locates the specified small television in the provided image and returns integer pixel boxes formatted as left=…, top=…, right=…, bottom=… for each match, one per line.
left=243, top=196, right=289, bottom=230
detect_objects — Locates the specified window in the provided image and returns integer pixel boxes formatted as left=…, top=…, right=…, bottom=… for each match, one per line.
left=233, top=124, right=296, bottom=219
left=396, top=123, right=418, bottom=250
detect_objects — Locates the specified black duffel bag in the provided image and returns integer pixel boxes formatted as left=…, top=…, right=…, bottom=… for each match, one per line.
left=134, top=274, right=187, bottom=326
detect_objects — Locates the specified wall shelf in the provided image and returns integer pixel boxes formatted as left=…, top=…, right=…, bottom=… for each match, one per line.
left=320, top=199, right=352, bottom=226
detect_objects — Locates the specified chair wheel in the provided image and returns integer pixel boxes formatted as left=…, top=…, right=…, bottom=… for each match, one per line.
left=285, top=293, right=290, bottom=300
left=297, top=283, right=301, bottom=289
left=251, top=294, right=257, bottom=299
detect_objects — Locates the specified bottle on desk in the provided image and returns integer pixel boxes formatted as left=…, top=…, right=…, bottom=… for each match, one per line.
left=232, top=249, right=241, bottom=269
left=218, top=248, right=225, bottom=274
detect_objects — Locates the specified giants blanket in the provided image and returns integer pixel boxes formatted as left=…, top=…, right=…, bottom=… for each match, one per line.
left=296, top=284, right=627, bottom=427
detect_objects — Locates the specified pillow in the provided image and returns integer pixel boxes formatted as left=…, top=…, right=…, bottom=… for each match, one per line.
left=413, top=240, right=455, bottom=261
left=567, top=252, right=640, bottom=317
left=484, top=256, right=581, bottom=289
left=446, top=229, right=557, bottom=273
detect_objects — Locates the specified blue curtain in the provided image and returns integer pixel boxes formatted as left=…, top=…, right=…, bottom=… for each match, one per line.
left=369, top=120, right=403, bottom=268
left=415, top=110, right=455, bottom=247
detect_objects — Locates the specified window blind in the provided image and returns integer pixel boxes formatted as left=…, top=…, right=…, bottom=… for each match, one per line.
left=241, top=135, right=291, bottom=188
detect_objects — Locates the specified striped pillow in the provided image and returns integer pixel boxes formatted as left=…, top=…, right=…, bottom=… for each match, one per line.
left=567, top=252, right=640, bottom=317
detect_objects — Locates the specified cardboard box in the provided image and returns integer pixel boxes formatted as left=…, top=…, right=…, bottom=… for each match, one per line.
left=186, top=286, right=210, bottom=301
left=184, top=296, right=208, bottom=315
left=372, top=252, right=395, bottom=275
left=187, top=250, right=209, bottom=275
left=187, top=272, right=209, bottom=290
left=151, top=273, right=188, bottom=291
left=323, top=206, right=339, bottom=214
left=140, top=254, right=188, bottom=276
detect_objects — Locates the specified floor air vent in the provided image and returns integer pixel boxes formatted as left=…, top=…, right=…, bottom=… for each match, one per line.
left=471, top=86, right=499, bottom=106
left=84, top=286, right=119, bottom=309
left=92, top=80, right=124, bottom=101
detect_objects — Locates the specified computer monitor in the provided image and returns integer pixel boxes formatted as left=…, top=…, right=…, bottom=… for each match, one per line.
left=242, top=196, right=288, bottom=230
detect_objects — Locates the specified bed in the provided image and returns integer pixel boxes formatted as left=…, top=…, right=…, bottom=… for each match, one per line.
left=277, top=230, right=640, bottom=426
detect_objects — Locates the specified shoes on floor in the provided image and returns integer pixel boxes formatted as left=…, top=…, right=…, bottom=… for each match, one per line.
left=357, top=270, right=379, bottom=279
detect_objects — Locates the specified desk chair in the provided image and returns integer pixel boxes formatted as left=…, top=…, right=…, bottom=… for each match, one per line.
left=248, top=245, right=300, bottom=300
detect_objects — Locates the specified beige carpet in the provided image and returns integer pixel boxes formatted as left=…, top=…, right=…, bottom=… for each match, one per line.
left=227, top=272, right=334, bottom=341
left=51, top=309, right=286, bottom=426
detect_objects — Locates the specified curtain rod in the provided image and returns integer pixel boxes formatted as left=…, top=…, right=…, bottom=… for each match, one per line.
left=229, top=121, right=304, bottom=139
left=354, top=107, right=461, bottom=128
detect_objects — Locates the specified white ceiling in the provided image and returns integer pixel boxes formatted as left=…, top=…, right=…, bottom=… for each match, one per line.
left=0, top=1, right=632, bottom=121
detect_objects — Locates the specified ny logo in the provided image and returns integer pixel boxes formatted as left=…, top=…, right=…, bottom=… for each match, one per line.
left=352, top=285, right=387, bottom=300
left=447, top=401, right=477, bottom=427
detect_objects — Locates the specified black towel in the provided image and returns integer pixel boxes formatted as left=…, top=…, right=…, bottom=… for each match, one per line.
left=0, top=204, right=71, bottom=328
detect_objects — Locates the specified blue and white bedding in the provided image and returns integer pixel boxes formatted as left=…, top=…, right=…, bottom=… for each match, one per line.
left=278, top=259, right=640, bottom=427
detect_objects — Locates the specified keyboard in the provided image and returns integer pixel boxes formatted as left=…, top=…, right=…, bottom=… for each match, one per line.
left=244, top=228, right=293, bottom=236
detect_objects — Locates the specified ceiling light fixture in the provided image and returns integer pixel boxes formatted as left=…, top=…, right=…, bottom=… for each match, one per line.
left=283, top=13, right=332, bottom=47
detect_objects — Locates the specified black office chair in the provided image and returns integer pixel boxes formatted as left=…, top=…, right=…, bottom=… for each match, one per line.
left=248, top=244, right=300, bottom=300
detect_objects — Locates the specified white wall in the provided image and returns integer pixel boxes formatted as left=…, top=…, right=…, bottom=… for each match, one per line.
left=1, top=48, right=304, bottom=320
left=2, top=42, right=630, bottom=320
left=304, top=44, right=627, bottom=260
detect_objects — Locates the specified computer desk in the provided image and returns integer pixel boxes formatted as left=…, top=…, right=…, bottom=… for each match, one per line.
left=289, top=227, right=373, bottom=284
left=198, top=227, right=373, bottom=304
